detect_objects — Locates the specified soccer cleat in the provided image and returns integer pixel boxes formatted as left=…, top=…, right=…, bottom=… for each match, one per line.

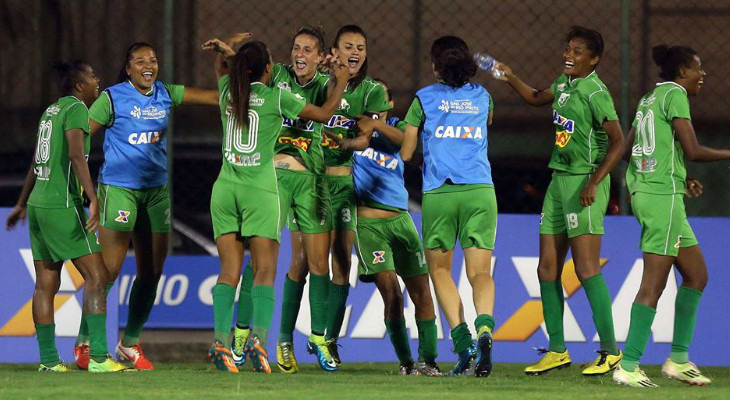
left=661, top=359, right=712, bottom=386
left=277, top=342, right=299, bottom=374
left=399, top=361, right=419, bottom=376
left=582, top=350, right=622, bottom=376
left=474, top=328, right=493, bottom=377
left=326, top=339, right=342, bottom=365
left=613, top=364, right=658, bottom=388
left=307, top=335, right=338, bottom=372
left=73, top=343, right=90, bottom=370
left=448, top=343, right=476, bottom=376
left=416, top=361, right=444, bottom=377
left=208, top=341, right=239, bottom=374
left=231, top=326, right=250, bottom=367
left=524, top=348, right=571, bottom=375
left=38, top=362, right=71, bottom=372
left=244, top=335, right=271, bottom=374
left=116, top=341, right=154, bottom=370
left=88, top=355, right=134, bottom=373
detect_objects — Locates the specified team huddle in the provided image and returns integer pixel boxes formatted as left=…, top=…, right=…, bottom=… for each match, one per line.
left=6, top=23, right=727, bottom=388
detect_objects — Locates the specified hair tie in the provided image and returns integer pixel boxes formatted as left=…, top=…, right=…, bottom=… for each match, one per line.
left=247, top=69, right=253, bottom=74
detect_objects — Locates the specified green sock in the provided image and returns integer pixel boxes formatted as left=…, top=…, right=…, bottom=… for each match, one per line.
left=582, top=274, right=619, bottom=355
left=36, top=323, right=59, bottom=366
left=278, top=275, right=305, bottom=343
left=251, top=285, right=275, bottom=347
left=212, top=283, right=236, bottom=344
left=621, top=302, right=657, bottom=372
left=325, top=282, right=350, bottom=340
left=385, top=319, right=413, bottom=364
left=540, top=280, right=566, bottom=353
left=670, top=286, right=702, bottom=364
left=309, top=273, right=330, bottom=335
left=416, top=318, right=438, bottom=363
left=474, top=314, right=495, bottom=334
left=123, top=278, right=159, bottom=347
left=236, top=262, right=254, bottom=328
left=86, top=313, right=108, bottom=362
left=77, top=282, right=114, bottom=345
left=450, top=322, right=473, bottom=354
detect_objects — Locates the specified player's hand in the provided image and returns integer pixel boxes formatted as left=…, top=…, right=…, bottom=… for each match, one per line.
left=86, top=199, right=100, bottom=233
left=356, top=115, right=380, bottom=134
left=685, top=178, right=703, bottom=198
left=5, top=205, right=26, bottom=231
left=579, top=181, right=597, bottom=207
left=323, top=130, right=344, bottom=146
left=201, top=38, right=236, bottom=57
left=328, top=55, right=350, bottom=84
left=493, top=62, right=512, bottom=82
left=226, top=32, right=253, bottom=47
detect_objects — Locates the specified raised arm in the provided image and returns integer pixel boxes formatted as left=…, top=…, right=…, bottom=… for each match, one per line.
left=297, top=61, right=349, bottom=123
left=674, top=118, right=730, bottom=162
left=496, top=62, right=554, bottom=107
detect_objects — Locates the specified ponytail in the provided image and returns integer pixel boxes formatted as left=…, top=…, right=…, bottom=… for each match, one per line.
left=229, top=41, right=270, bottom=128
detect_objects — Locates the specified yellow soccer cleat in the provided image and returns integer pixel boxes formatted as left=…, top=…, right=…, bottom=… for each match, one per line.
left=582, top=350, right=622, bottom=376
left=277, top=342, right=299, bottom=374
left=661, top=358, right=712, bottom=386
left=524, top=348, right=571, bottom=375
left=88, top=355, right=135, bottom=373
left=38, top=362, right=71, bottom=372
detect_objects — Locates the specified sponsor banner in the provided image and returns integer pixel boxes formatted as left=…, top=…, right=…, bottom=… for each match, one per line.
left=3, top=208, right=729, bottom=365
left=116, top=214, right=729, bottom=366
left=0, top=209, right=119, bottom=363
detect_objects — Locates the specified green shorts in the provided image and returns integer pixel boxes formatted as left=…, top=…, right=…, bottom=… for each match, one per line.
left=98, top=183, right=171, bottom=233
left=210, top=179, right=281, bottom=241
left=539, top=172, right=609, bottom=237
left=631, top=192, right=698, bottom=257
left=277, top=169, right=331, bottom=234
left=422, top=184, right=497, bottom=251
left=355, top=212, right=427, bottom=282
left=326, top=175, right=356, bottom=232
left=27, top=204, right=101, bottom=262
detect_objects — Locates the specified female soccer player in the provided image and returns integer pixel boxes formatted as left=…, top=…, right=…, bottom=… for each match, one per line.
left=232, top=27, right=350, bottom=373
left=321, top=24, right=393, bottom=364
left=613, top=45, right=722, bottom=388
left=202, top=35, right=348, bottom=373
left=330, top=78, right=442, bottom=376
left=401, top=36, right=497, bottom=377
left=79, top=42, right=220, bottom=370
left=497, top=26, right=624, bottom=376
left=6, top=61, right=128, bottom=372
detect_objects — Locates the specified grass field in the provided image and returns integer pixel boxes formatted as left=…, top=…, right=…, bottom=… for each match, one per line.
left=1, top=362, right=728, bottom=400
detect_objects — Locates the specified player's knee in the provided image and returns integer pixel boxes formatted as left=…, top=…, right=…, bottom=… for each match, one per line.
left=34, top=279, right=60, bottom=298
left=536, top=261, right=560, bottom=282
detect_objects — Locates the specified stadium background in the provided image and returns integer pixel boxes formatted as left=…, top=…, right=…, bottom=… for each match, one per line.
left=2, top=0, right=729, bottom=254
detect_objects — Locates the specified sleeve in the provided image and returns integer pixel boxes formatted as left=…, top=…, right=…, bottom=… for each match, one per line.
left=588, top=90, right=619, bottom=126
left=88, top=91, right=113, bottom=126
left=217, top=75, right=230, bottom=113
left=164, top=83, right=186, bottom=107
left=404, top=97, right=425, bottom=127
left=549, top=77, right=560, bottom=95
left=270, top=64, right=286, bottom=88
left=395, top=120, right=408, bottom=131
left=64, top=102, right=91, bottom=133
left=664, top=89, right=692, bottom=121
left=488, top=92, right=494, bottom=112
left=631, top=111, right=640, bottom=129
left=365, top=82, right=393, bottom=113
left=279, top=89, right=307, bottom=119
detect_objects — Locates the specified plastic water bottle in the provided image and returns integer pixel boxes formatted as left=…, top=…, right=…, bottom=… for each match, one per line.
left=473, top=53, right=505, bottom=79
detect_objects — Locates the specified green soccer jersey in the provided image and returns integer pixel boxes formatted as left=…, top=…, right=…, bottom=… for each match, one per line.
left=323, top=77, right=392, bottom=167
left=27, top=96, right=91, bottom=208
left=549, top=71, right=618, bottom=174
left=271, top=63, right=329, bottom=173
left=217, top=75, right=307, bottom=193
left=88, top=82, right=184, bottom=126
left=626, top=82, right=691, bottom=195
